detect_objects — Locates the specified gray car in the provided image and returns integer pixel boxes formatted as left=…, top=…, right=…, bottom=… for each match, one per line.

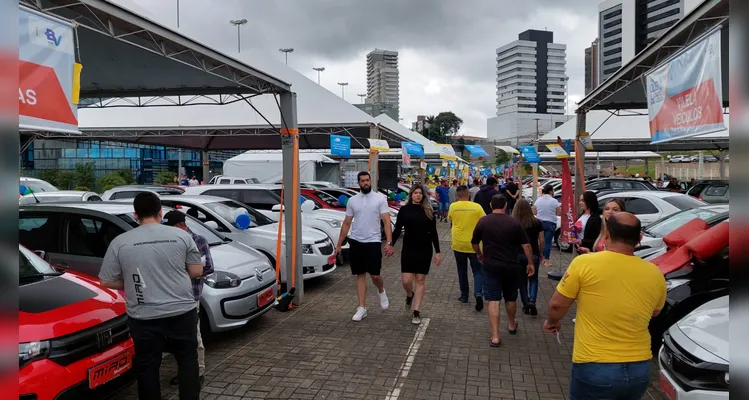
left=18, top=203, right=277, bottom=333
left=19, top=190, right=102, bottom=205
left=686, top=180, right=729, bottom=204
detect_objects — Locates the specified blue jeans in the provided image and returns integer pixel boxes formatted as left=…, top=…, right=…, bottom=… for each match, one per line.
left=438, top=202, right=449, bottom=216
left=569, top=361, right=651, bottom=400
left=517, top=254, right=540, bottom=305
left=541, top=220, right=556, bottom=260
left=454, top=251, right=484, bottom=299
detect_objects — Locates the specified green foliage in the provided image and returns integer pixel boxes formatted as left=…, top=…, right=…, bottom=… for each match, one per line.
left=73, top=163, right=96, bottom=191
left=56, top=171, right=76, bottom=190
left=417, top=112, right=464, bottom=143
left=74, top=186, right=91, bottom=191
left=39, top=170, right=60, bottom=187
left=97, top=173, right=128, bottom=192
left=495, top=151, right=511, bottom=165
left=154, top=171, right=178, bottom=185
left=114, top=170, right=136, bottom=184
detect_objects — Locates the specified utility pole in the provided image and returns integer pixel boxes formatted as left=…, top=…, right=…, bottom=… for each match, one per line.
left=312, top=67, right=325, bottom=84
left=279, top=48, right=294, bottom=65
left=337, top=82, right=348, bottom=100
left=532, top=118, right=540, bottom=202
left=176, top=0, right=180, bottom=27
left=229, top=19, right=247, bottom=53
left=357, top=94, right=366, bottom=104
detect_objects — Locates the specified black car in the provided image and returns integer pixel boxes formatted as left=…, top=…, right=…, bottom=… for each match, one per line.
left=584, top=178, right=658, bottom=197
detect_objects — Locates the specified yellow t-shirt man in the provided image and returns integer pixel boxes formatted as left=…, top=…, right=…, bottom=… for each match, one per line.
left=557, top=251, right=666, bottom=364
left=447, top=201, right=485, bottom=253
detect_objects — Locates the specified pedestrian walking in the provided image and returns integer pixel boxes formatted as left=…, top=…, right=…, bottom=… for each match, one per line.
left=162, top=210, right=214, bottom=387
left=503, top=177, right=520, bottom=215
left=448, top=185, right=486, bottom=310
left=512, top=199, right=544, bottom=316
left=391, top=184, right=441, bottom=324
left=448, top=179, right=458, bottom=204
left=435, top=179, right=450, bottom=222
left=544, top=212, right=666, bottom=400
left=335, top=171, right=393, bottom=321
left=471, top=195, right=535, bottom=347
left=574, top=191, right=602, bottom=254
left=473, top=176, right=499, bottom=215
left=588, top=198, right=625, bottom=253
left=98, top=192, right=203, bottom=400
left=469, top=178, right=481, bottom=201
left=534, top=184, right=560, bottom=267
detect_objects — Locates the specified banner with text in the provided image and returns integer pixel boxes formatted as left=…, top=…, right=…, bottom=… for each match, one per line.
left=330, top=135, right=351, bottom=157
left=558, top=138, right=576, bottom=248
left=646, top=29, right=725, bottom=144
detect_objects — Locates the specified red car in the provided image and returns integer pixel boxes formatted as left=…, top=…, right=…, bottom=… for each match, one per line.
left=301, top=188, right=346, bottom=210
left=19, top=245, right=135, bottom=400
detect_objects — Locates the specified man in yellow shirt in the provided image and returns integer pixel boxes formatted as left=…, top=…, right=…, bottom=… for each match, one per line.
left=447, top=185, right=486, bottom=310
left=544, top=212, right=666, bottom=400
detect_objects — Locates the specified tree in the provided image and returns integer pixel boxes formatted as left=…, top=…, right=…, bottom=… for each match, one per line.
left=114, top=170, right=136, bottom=184
left=97, top=173, right=128, bottom=192
left=73, top=162, right=96, bottom=191
left=56, top=171, right=76, bottom=190
left=417, top=112, right=463, bottom=143
left=495, top=151, right=511, bottom=165
left=154, top=171, right=178, bottom=185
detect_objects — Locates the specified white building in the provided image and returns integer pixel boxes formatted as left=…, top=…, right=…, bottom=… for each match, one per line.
left=366, top=49, right=399, bottom=120
left=489, top=29, right=570, bottom=142
left=598, top=0, right=703, bottom=83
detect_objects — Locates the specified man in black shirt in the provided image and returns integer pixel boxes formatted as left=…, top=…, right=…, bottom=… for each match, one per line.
left=471, top=195, right=535, bottom=347
left=473, top=176, right=499, bottom=215
left=503, top=177, right=519, bottom=215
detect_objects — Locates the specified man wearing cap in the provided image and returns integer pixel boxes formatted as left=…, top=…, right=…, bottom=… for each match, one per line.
left=163, top=210, right=214, bottom=387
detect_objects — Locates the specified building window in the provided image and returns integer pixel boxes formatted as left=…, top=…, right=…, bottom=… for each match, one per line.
left=603, top=19, right=622, bottom=29
left=603, top=37, right=622, bottom=47
left=603, top=28, right=622, bottom=38
left=603, top=66, right=620, bottom=75
left=603, top=9, right=622, bottom=20
left=603, top=47, right=621, bottom=57
left=603, top=57, right=622, bottom=66
left=645, top=7, right=680, bottom=24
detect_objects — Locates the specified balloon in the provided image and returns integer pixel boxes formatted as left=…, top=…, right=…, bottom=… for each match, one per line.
left=24, top=188, right=33, bottom=195
left=235, top=213, right=251, bottom=230
left=301, top=200, right=315, bottom=213
left=300, top=195, right=305, bottom=205
left=395, top=193, right=402, bottom=201
left=388, top=192, right=396, bottom=201
left=341, top=197, right=348, bottom=206
left=337, top=195, right=347, bottom=205
left=20, top=185, right=26, bottom=195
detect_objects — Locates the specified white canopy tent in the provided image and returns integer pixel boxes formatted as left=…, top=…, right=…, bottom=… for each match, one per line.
left=223, top=151, right=338, bottom=183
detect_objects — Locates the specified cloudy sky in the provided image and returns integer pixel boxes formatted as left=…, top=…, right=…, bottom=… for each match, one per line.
left=115, top=0, right=600, bottom=137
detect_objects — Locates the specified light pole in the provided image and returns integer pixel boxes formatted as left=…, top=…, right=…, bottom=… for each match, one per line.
left=229, top=19, right=247, bottom=53
left=279, top=48, right=294, bottom=65
left=357, top=94, right=366, bottom=104
left=532, top=118, right=541, bottom=201
left=564, top=76, right=570, bottom=114
left=337, top=82, right=348, bottom=100
left=312, top=67, right=325, bottom=84
left=176, top=0, right=180, bottom=27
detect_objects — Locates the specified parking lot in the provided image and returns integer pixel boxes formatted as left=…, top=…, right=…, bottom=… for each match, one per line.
left=111, top=223, right=667, bottom=400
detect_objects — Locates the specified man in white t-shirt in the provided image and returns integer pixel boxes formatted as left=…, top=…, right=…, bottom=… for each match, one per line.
left=534, top=184, right=561, bottom=267
left=335, top=171, right=393, bottom=321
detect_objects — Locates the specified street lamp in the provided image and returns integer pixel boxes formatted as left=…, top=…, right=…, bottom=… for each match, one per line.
left=229, top=19, right=247, bottom=53
left=337, top=82, right=348, bottom=99
left=312, top=67, right=325, bottom=84
left=357, top=93, right=366, bottom=104
left=279, top=48, right=294, bottom=65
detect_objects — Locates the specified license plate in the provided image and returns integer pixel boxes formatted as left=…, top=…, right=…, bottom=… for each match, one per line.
left=88, top=351, right=132, bottom=389
left=258, top=288, right=274, bottom=308
left=327, top=255, right=336, bottom=265
left=659, top=371, right=676, bottom=400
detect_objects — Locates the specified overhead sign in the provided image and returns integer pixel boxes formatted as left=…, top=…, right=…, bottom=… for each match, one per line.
left=464, top=144, right=489, bottom=158
left=578, top=132, right=594, bottom=150
left=545, top=143, right=569, bottom=159
left=495, top=145, right=519, bottom=154
left=329, top=135, right=351, bottom=157
left=19, top=7, right=79, bottom=133
left=436, top=144, right=457, bottom=160
left=401, top=141, right=425, bottom=158
left=520, top=146, right=541, bottom=163
left=368, top=138, right=390, bottom=152
left=646, top=29, right=725, bottom=144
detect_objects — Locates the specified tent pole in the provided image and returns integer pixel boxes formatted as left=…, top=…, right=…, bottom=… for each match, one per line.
left=280, top=91, right=304, bottom=305
left=719, top=150, right=725, bottom=179
left=369, top=125, right=380, bottom=192
left=574, top=110, right=586, bottom=210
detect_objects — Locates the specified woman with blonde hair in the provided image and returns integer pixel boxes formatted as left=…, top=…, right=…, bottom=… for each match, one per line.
left=391, top=184, right=441, bottom=325
left=512, top=199, right=544, bottom=316
left=582, top=198, right=626, bottom=253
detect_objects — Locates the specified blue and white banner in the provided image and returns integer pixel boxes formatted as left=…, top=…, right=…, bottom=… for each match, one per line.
left=464, top=144, right=488, bottom=157
left=520, top=146, right=541, bottom=164
left=401, top=142, right=425, bottom=158
left=330, top=135, right=350, bottom=157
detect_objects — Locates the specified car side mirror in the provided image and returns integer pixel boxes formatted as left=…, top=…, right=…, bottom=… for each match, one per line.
left=32, top=250, right=49, bottom=263
left=271, top=204, right=283, bottom=212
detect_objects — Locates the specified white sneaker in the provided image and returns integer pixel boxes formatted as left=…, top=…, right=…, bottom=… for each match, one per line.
left=379, top=290, right=389, bottom=310
left=352, top=307, right=367, bottom=321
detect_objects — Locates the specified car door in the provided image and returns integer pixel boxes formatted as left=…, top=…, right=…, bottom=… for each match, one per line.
left=19, top=212, right=65, bottom=266
left=622, top=197, right=662, bottom=225
left=60, top=214, right=127, bottom=278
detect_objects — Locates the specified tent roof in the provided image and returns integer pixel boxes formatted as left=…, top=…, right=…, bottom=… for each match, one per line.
left=226, top=151, right=337, bottom=164
left=539, top=151, right=662, bottom=161
left=538, top=110, right=729, bottom=152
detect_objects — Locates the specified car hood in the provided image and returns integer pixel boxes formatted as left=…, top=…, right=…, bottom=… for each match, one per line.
left=307, top=209, right=346, bottom=220
left=211, top=241, right=272, bottom=279
left=19, top=271, right=127, bottom=342
left=252, top=223, right=328, bottom=244
left=672, top=296, right=729, bottom=363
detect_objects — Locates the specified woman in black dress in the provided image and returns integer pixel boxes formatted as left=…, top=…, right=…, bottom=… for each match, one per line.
left=392, top=184, right=441, bottom=325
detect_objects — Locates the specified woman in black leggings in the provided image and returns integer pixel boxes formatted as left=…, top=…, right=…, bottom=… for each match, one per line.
left=392, top=184, right=441, bottom=325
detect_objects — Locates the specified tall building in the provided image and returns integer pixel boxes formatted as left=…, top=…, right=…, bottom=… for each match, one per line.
left=488, top=29, right=571, bottom=142
left=366, top=49, right=399, bottom=120
left=354, top=102, right=398, bottom=121
left=584, top=38, right=600, bottom=95
left=598, top=0, right=702, bottom=83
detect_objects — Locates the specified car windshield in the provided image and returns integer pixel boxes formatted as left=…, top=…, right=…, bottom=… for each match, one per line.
left=643, top=208, right=720, bottom=237
left=19, top=247, right=57, bottom=279
left=662, top=195, right=707, bottom=210
left=115, top=212, right=225, bottom=245
left=21, top=180, right=58, bottom=193
left=315, top=191, right=343, bottom=207
left=202, top=200, right=274, bottom=227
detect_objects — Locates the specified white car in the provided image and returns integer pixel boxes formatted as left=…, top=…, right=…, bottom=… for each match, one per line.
left=157, top=195, right=337, bottom=281
left=638, top=205, right=729, bottom=253
left=659, top=296, right=728, bottom=399
left=302, top=181, right=342, bottom=189
left=596, top=191, right=707, bottom=226
left=20, top=177, right=58, bottom=193
left=208, top=175, right=260, bottom=184
left=19, top=190, right=102, bottom=205
left=669, top=155, right=690, bottom=163
left=523, top=178, right=561, bottom=200
left=101, top=185, right=184, bottom=200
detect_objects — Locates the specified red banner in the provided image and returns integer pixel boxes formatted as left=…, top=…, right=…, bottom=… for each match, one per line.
left=558, top=137, right=576, bottom=246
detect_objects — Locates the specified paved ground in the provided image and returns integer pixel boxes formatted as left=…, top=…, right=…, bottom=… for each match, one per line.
left=112, top=222, right=667, bottom=400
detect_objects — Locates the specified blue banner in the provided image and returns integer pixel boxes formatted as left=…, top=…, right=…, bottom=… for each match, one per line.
left=330, top=135, right=350, bottom=157
left=427, top=165, right=436, bottom=175
left=520, top=146, right=541, bottom=163
left=464, top=144, right=489, bottom=157
left=401, top=142, right=424, bottom=157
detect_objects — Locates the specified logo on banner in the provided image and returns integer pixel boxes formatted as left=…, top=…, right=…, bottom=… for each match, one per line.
left=330, top=135, right=351, bottom=157
left=44, top=28, right=63, bottom=46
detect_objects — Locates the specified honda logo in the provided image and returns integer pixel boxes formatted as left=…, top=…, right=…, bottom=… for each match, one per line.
left=97, top=329, right=113, bottom=348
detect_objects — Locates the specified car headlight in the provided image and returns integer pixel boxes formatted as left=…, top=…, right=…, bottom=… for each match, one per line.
left=19, top=341, right=50, bottom=369
left=303, top=244, right=314, bottom=254
left=204, top=271, right=241, bottom=289
left=318, top=218, right=341, bottom=228
left=665, top=279, right=690, bottom=291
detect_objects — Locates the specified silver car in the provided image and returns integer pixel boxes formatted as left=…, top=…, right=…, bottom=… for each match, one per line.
left=19, top=190, right=102, bottom=205
left=18, top=203, right=277, bottom=333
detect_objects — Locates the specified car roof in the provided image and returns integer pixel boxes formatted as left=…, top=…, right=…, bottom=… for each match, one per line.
left=190, top=184, right=278, bottom=190
left=160, top=195, right=231, bottom=204
left=598, top=190, right=684, bottom=199
left=22, top=191, right=90, bottom=197
left=20, top=202, right=137, bottom=214
left=19, top=177, right=47, bottom=182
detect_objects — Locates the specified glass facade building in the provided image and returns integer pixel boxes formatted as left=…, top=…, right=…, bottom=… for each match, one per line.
left=20, top=138, right=242, bottom=184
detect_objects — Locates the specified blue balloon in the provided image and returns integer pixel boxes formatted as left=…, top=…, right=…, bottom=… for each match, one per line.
left=337, top=194, right=347, bottom=205
left=235, top=213, right=251, bottom=230
left=300, top=195, right=305, bottom=204
left=395, top=193, right=402, bottom=201
left=20, top=184, right=27, bottom=195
